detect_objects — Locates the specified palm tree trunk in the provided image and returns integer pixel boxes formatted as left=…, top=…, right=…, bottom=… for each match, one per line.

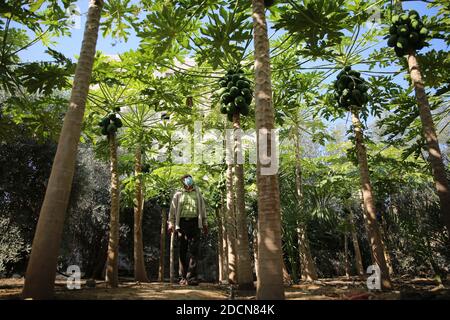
left=349, top=209, right=364, bottom=277
left=252, top=0, right=285, bottom=300
left=233, top=113, right=255, bottom=290
left=351, top=110, right=392, bottom=290
left=22, top=0, right=104, bottom=299
left=159, top=207, right=167, bottom=282
left=226, top=164, right=238, bottom=284
left=407, top=51, right=450, bottom=234
left=133, top=147, right=149, bottom=282
left=106, top=132, right=120, bottom=287
left=294, top=125, right=318, bottom=282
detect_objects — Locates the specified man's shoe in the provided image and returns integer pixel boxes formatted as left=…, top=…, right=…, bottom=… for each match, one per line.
left=179, top=278, right=188, bottom=286
left=187, top=279, right=199, bottom=286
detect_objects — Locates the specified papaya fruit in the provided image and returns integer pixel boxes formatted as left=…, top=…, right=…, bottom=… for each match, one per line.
left=229, top=86, right=240, bottom=97
left=389, top=25, right=397, bottom=35
left=396, top=36, right=408, bottom=49
left=221, top=93, right=232, bottom=104
left=391, top=15, right=400, bottom=24
left=240, top=103, right=250, bottom=116
left=235, top=96, right=246, bottom=107
left=107, top=123, right=117, bottom=133
left=113, top=118, right=123, bottom=128
left=398, top=24, right=410, bottom=37
left=388, top=34, right=398, bottom=47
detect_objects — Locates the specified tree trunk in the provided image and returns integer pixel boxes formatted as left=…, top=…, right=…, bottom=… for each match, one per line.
left=252, top=0, right=285, bottom=300
left=105, top=133, right=120, bottom=288
left=159, top=207, right=167, bottom=282
left=133, top=147, right=149, bottom=282
left=351, top=110, right=392, bottom=290
left=252, top=217, right=259, bottom=281
left=221, top=205, right=229, bottom=283
left=294, top=125, right=318, bottom=282
left=226, top=164, right=238, bottom=284
left=380, top=221, right=394, bottom=276
left=344, top=233, right=350, bottom=278
left=349, top=209, right=364, bottom=277
left=169, top=212, right=175, bottom=284
left=407, top=51, right=450, bottom=234
left=297, top=225, right=318, bottom=281
left=217, top=208, right=224, bottom=283
left=22, top=0, right=104, bottom=299
left=233, top=113, right=255, bottom=290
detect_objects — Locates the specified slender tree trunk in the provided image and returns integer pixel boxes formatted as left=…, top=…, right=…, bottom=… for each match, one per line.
left=349, top=209, right=364, bottom=277
left=159, top=208, right=167, bottom=282
left=407, top=51, right=450, bottom=234
left=351, top=110, right=392, bottom=290
left=252, top=219, right=259, bottom=281
left=344, top=233, right=350, bottom=278
left=226, top=164, right=238, bottom=284
left=169, top=213, right=175, bottom=284
left=216, top=208, right=225, bottom=283
left=133, top=147, right=149, bottom=282
left=252, top=0, right=284, bottom=300
left=297, top=225, right=317, bottom=281
left=380, top=221, right=394, bottom=276
left=233, top=113, right=255, bottom=290
left=22, top=0, right=104, bottom=299
left=294, top=126, right=318, bottom=282
left=106, top=133, right=120, bottom=287
left=221, top=204, right=229, bottom=283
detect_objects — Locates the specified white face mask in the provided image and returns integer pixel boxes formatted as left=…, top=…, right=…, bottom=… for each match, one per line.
left=184, top=176, right=194, bottom=187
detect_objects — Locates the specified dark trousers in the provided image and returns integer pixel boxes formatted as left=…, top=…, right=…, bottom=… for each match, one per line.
left=178, top=218, right=200, bottom=281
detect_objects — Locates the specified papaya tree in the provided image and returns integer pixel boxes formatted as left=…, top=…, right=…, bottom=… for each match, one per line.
left=387, top=3, right=450, bottom=236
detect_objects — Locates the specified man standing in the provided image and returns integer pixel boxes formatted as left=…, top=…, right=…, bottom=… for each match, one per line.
left=168, top=174, right=208, bottom=285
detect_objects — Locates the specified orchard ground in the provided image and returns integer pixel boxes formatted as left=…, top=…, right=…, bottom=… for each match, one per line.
left=1, top=277, right=449, bottom=300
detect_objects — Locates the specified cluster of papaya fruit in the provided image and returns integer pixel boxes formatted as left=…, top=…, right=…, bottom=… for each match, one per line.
left=218, top=67, right=253, bottom=121
left=333, top=66, right=369, bottom=110
left=264, top=0, right=275, bottom=7
left=98, top=113, right=123, bottom=136
left=387, top=10, right=429, bottom=57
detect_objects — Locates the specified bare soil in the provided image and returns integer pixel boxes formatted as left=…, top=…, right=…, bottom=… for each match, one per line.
left=1, top=276, right=449, bottom=300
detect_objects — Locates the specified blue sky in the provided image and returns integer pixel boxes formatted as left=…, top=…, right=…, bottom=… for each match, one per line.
left=15, top=0, right=445, bottom=63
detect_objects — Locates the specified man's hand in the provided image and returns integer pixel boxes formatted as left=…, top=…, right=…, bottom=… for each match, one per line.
left=202, top=225, right=208, bottom=235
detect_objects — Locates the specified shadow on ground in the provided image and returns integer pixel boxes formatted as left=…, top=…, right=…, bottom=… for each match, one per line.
left=1, top=276, right=449, bottom=300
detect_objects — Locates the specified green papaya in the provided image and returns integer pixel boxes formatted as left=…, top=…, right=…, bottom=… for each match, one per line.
left=410, top=19, right=422, bottom=31
left=232, top=74, right=240, bottom=83
left=227, top=102, right=237, bottom=114
left=394, top=46, right=406, bottom=57
left=220, top=105, right=228, bottom=114
left=227, top=81, right=234, bottom=90
left=344, top=66, right=351, bottom=71
left=389, top=25, right=397, bottom=35
left=240, top=103, right=250, bottom=116
left=221, top=93, right=232, bottom=104
left=236, top=80, right=248, bottom=89
left=387, top=34, right=398, bottom=47
left=115, top=107, right=121, bottom=112
left=101, top=126, right=108, bottom=135
left=113, top=118, right=123, bottom=128
left=409, top=32, right=420, bottom=45
left=398, top=24, right=410, bottom=37
left=235, top=96, right=246, bottom=107
left=419, top=27, right=428, bottom=36
left=400, top=14, right=409, bottom=22
left=396, top=36, right=408, bottom=49
left=392, top=14, right=400, bottom=24
left=219, top=80, right=228, bottom=87
left=408, top=10, right=420, bottom=19
left=242, top=88, right=252, bottom=96
left=351, top=89, right=363, bottom=105
left=109, top=113, right=116, bottom=120
left=229, top=86, right=240, bottom=97
left=244, top=94, right=252, bottom=105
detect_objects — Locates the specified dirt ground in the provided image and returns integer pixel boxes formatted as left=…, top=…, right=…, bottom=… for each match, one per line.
left=1, top=276, right=449, bottom=300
